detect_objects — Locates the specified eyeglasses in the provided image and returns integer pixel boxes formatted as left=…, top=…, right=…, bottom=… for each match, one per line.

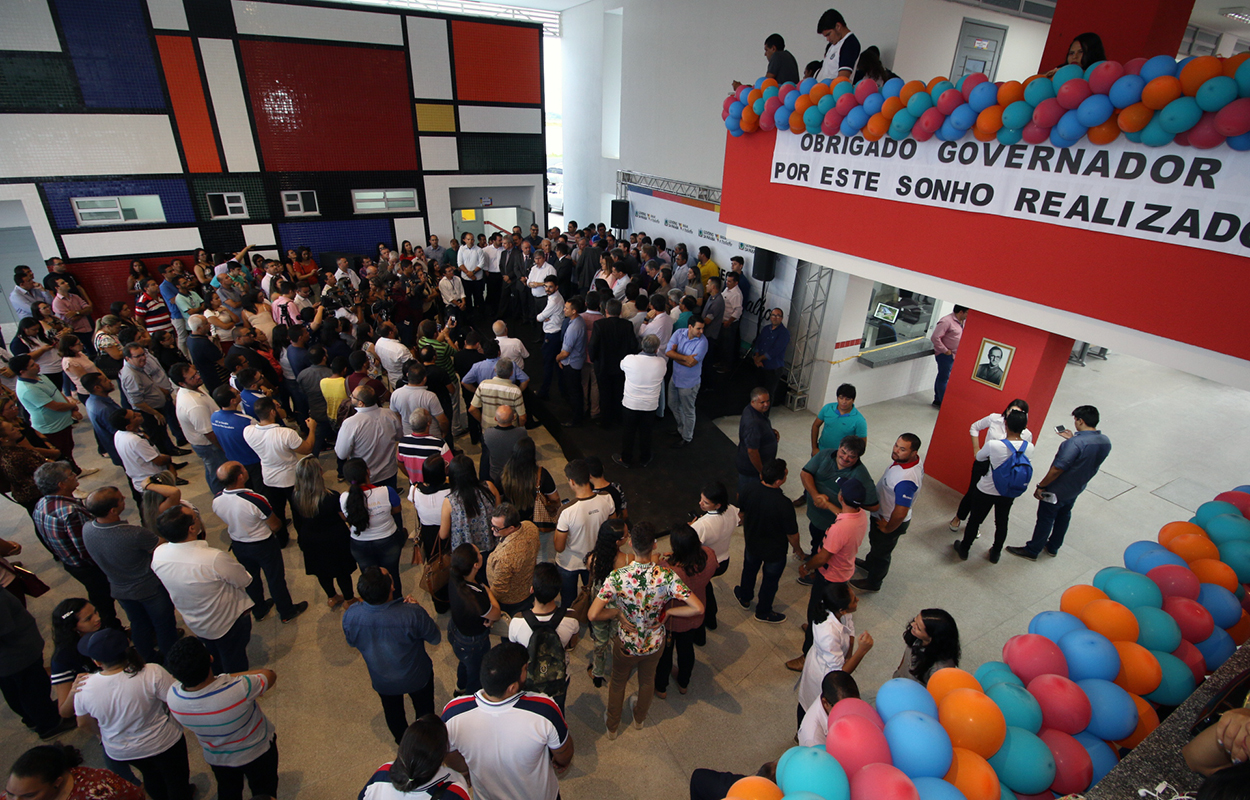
left=490, top=523, right=513, bottom=533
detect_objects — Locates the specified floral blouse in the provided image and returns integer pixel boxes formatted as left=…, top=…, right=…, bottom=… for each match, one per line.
left=596, top=561, right=691, bottom=656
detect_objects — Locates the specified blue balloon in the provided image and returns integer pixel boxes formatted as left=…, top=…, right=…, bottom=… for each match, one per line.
left=1108, top=74, right=1146, bottom=109
left=817, top=95, right=837, bottom=114
left=997, top=127, right=1023, bottom=144
left=876, top=677, right=938, bottom=721
left=1134, top=548, right=1189, bottom=574
left=799, top=77, right=817, bottom=94
left=914, top=776, right=967, bottom=800
left=1197, top=583, right=1242, bottom=629
left=1002, top=100, right=1034, bottom=129
left=1236, top=485, right=1250, bottom=494
left=986, top=682, right=1044, bottom=733
left=754, top=76, right=766, bottom=90
left=1077, top=94, right=1115, bottom=128
left=1134, top=606, right=1183, bottom=653
left=729, top=128, right=744, bottom=137
left=729, top=101, right=745, bottom=119
left=1079, top=679, right=1139, bottom=741
left=777, top=745, right=849, bottom=800
left=938, top=118, right=967, bottom=141
left=1074, top=731, right=1120, bottom=786
left=1140, top=55, right=1179, bottom=83
left=987, top=726, right=1057, bottom=794
left=1159, top=96, right=1202, bottom=134
left=907, top=91, right=934, bottom=116
left=725, top=117, right=741, bottom=133
left=1197, top=76, right=1239, bottom=112
left=1055, top=109, right=1088, bottom=142
left=863, top=92, right=885, bottom=116
left=1093, top=567, right=1131, bottom=592
left=1059, top=629, right=1122, bottom=682
left=1030, top=611, right=1087, bottom=644
left=882, top=77, right=905, bottom=98
left=949, top=103, right=977, bottom=131
left=1104, top=571, right=1164, bottom=610
left=737, top=86, right=752, bottom=103
left=1024, top=76, right=1057, bottom=106
left=845, top=105, right=870, bottom=133
left=774, top=106, right=792, bottom=131
left=1196, top=501, right=1242, bottom=527
left=1050, top=127, right=1080, bottom=147
left=840, top=117, right=861, bottom=137
left=1177, top=56, right=1196, bottom=72
left=1196, top=627, right=1237, bottom=672
left=803, top=105, right=824, bottom=133
left=1206, top=515, right=1250, bottom=546
left=1124, top=541, right=1166, bottom=571
left=969, top=81, right=999, bottom=112
left=1145, top=651, right=1196, bottom=706
left=884, top=710, right=953, bottom=778
left=1052, top=63, right=1085, bottom=91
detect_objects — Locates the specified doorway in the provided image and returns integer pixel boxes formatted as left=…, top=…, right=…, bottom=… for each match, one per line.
left=950, top=18, right=1008, bottom=82
left=0, top=200, right=44, bottom=333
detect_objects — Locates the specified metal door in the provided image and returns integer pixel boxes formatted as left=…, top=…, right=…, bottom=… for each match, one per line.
left=950, top=18, right=1008, bottom=82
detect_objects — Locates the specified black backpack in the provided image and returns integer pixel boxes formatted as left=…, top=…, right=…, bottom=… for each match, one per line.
left=522, top=608, right=568, bottom=699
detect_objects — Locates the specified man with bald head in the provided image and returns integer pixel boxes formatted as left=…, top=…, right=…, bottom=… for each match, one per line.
left=334, top=384, right=403, bottom=488
left=492, top=320, right=529, bottom=370
left=480, top=405, right=528, bottom=484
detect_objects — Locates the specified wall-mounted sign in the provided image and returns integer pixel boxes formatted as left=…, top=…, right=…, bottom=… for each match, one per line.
left=480, top=197, right=493, bottom=207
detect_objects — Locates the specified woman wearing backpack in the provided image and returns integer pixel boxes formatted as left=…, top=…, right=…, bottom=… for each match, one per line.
left=952, top=409, right=1034, bottom=562
left=949, top=399, right=1031, bottom=533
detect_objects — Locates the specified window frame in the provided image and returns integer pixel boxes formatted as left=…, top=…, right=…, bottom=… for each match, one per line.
left=206, top=191, right=249, bottom=220
left=350, top=188, right=419, bottom=214
left=69, top=195, right=166, bottom=227
left=281, top=190, right=320, bottom=217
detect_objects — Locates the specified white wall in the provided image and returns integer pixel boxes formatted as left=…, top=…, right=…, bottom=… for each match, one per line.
left=893, top=0, right=1051, bottom=83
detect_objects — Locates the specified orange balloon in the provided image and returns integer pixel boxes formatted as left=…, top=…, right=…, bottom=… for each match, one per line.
left=900, top=80, right=928, bottom=103
left=1141, top=75, right=1182, bottom=110
left=1225, top=53, right=1250, bottom=78
left=973, top=125, right=997, bottom=141
left=939, top=688, right=1006, bottom=759
left=830, top=76, right=851, bottom=88
left=1158, top=521, right=1206, bottom=548
left=1189, top=558, right=1239, bottom=592
left=928, top=76, right=950, bottom=91
left=928, top=668, right=983, bottom=705
left=741, top=106, right=759, bottom=124
left=727, top=776, right=784, bottom=800
left=1080, top=598, right=1140, bottom=642
left=762, top=78, right=779, bottom=89
left=809, top=83, right=832, bottom=102
left=1115, top=693, right=1159, bottom=749
left=1113, top=641, right=1163, bottom=695
left=976, top=105, right=1004, bottom=133
left=739, top=117, right=759, bottom=133
left=882, top=96, right=905, bottom=120
left=1087, top=116, right=1121, bottom=145
left=747, top=88, right=764, bottom=105
left=944, top=747, right=1001, bottom=800
left=866, top=112, right=890, bottom=137
left=788, top=110, right=805, bottom=132
left=1165, top=533, right=1221, bottom=564
left=1060, top=584, right=1108, bottom=616
left=1180, top=56, right=1224, bottom=96
left=1118, top=102, right=1153, bottom=132
left=997, top=80, right=1025, bottom=107
left=862, top=127, right=886, bottom=141
left=1228, top=610, right=1250, bottom=646
left=795, top=96, right=814, bottom=114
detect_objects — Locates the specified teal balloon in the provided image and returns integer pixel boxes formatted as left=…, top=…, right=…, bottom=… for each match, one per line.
left=1139, top=116, right=1174, bottom=146
left=929, top=80, right=955, bottom=102
left=1125, top=130, right=1143, bottom=142
left=1145, top=651, right=1197, bottom=706
left=914, top=777, right=966, bottom=800
left=1029, top=611, right=1086, bottom=645
left=1052, top=63, right=1085, bottom=91
left=803, top=105, right=824, bottom=133
left=777, top=746, right=849, bottom=800
left=1058, top=629, right=1121, bottom=682
left=817, top=95, right=837, bottom=114
left=1205, top=514, right=1250, bottom=546
left=753, top=98, right=766, bottom=115
left=763, top=86, right=780, bottom=100
left=1196, top=501, right=1240, bottom=527
left=892, top=109, right=917, bottom=131
left=1218, top=539, right=1250, bottom=583
left=1002, top=100, right=1034, bottom=129
left=780, top=793, right=825, bottom=800
left=1195, top=627, right=1236, bottom=672
left=1239, top=59, right=1250, bottom=97
left=888, top=118, right=912, bottom=140
left=1158, top=96, right=1202, bottom=134
left=1024, top=76, right=1056, bottom=106
left=884, top=710, right=953, bottom=778
left=907, top=91, right=934, bottom=116
left=1074, top=731, right=1119, bottom=786
left=999, top=778, right=1014, bottom=800
left=876, top=678, right=938, bottom=721
left=1133, top=606, right=1182, bottom=653
left=1093, top=567, right=1131, bottom=592
left=996, top=127, right=1023, bottom=144
left=986, top=682, right=1043, bottom=733
left=976, top=660, right=1017, bottom=684
left=1105, top=571, right=1164, bottom=610
left=986, top=726, right=1056, bottom=794
left=1197, top=76, right=1239, bottom=112
left=832, top=81, right=854, bottom=100
left=1197, top=583, right=1242, bottom=629
left=1079, top=679, right=1139, bottom=741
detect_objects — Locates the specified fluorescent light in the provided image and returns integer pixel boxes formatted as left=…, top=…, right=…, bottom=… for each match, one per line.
left=1221, top=6, right=1250, bottom=24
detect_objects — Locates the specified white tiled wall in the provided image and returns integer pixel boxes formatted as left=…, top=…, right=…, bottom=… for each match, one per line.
left=406, top=16, right=454, bottom=100
left=199, top=38, right=261, bottom=173
left=233, top=0, right=403, bottom=46
left=0, top=114, right=183, bottom=178
left=62, top=227, right=204, bottom=258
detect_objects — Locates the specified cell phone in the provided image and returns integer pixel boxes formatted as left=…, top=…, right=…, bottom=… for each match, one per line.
left=1055, top=425, right=1066, bottom=434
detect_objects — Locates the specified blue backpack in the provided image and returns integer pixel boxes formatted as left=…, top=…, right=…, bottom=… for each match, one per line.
left=990, top=439, right=1033, bottom=498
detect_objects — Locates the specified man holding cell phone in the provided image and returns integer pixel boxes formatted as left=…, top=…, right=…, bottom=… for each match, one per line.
left=1006, top=405, right=1112, bottom=561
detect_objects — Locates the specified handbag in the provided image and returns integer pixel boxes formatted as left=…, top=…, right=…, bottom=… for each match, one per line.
left=570, top=582, right=594, bottom=626
left=94, top=351, right=123, bottom=379
left=7, top=562, right=50, bottom=598
left=419, top=540, right=452, bottom=595
left=531, top=470, right=561, bottom=530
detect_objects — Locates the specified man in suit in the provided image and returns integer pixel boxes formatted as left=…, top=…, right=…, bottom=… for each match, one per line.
left=575, top=234, right=602, bottom=294
left=589, top=298, right=639, bottom=428
left=554, top=242, right=577, bottom=300
left=497, top=236, right=524, bottom=322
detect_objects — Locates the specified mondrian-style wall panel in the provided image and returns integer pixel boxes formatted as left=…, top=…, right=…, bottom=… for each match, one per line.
left=54, top=0, right=166, bottom=109
left=451, top=20, right=542, bottom=105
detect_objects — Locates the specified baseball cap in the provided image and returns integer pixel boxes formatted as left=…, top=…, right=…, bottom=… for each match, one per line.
left=78, top=628, right=130, bottom=663
left=839, top=477, right=866, bottom=509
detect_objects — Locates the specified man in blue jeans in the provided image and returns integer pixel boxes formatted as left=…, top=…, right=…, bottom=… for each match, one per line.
left=536, top=277, right=565, bottom=399
left=1008, top=405, right=1112, bottom=561
left=734, top=459, right=801, bottom=624
left=929, top=305, right=967, bottom=408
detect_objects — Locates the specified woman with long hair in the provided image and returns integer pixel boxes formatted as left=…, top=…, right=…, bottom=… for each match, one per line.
left=71, top=629, right=192, bottom=800
left=446, top=543, right=499, bottom=696
left=797, top=582, right=872, bottom=729
left=33, top=300, right=69, bottom=340
left=340, top=458, right=406, bottom=597
left=12, top=316, right=63, bottom=390
left=655, top=524, right=718, bottom=698
left=499, top=438, right=560, bottom=554
left=58, top=334, right=99, bottom=402
left=291, top=455, right=357, bottom=608
left=239, top=290, right=276, bottom=343
left=1049, top=32, right=1106, bottom=75
left=438, top=455, right=501, bottom=558
left=139, top=472, right=190, bottom=533
left=290, top=246, right=320, bottom=300
left=192, top=249, right=213, bottom=288
left=126, top=260, right=149, bottom=297
left=399, top=240, right=417, bottom=260
left=585, top=519, right=629, bottom=688
left=108, top=302, right=140, bottom=333
left=203, top=293, right=237, bottom=347
left=950, top=399, right=1031, bottom=532
left=852, top=45, right=897, bottom=85
left=6, top=743, right=145, bottom=800
left=894, top=608, right=960, bottom=686
left=359, top=714, right=470, bottom=799
left=409, top=457, right=451, bottom=614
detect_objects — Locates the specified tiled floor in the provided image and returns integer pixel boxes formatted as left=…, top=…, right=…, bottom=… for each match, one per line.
left=2, top=349, right=1247, bottom=798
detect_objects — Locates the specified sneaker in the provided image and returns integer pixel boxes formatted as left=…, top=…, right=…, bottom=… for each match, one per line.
left=592, top=676, right=605, bottom=688
left=627, top=695, right=643, bottom=730
left=611, top=454, right=632, bottom=469
left=849, top=578, right=880, bottom=593
left=795, top=574, right=814, bottom=586
left=252, top=599, right=275, bottom=621
left=39, top=717, right=76, bottom=740
left=603, top=711, right=617, bottom=740
left=280, top=601, right=309, bottom=623
left=948, top=519, right=961, bottom=532
left=732, top=586, right=751, bottom=610
left=755, top=610, right=786, bottom=624
left=953, top=540, right=969, bottom=561
left=1005, top=545, right=1038, bottom=561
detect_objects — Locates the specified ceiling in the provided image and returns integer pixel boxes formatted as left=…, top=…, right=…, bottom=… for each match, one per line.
left=1189, top=0, right=1250, bottom=36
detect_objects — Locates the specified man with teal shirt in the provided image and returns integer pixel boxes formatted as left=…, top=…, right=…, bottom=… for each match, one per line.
left=13, top=353, right=84, bottom=473
left=811, top=383, right=867, bottom=454
left=797, top=435, right=879, bottom=581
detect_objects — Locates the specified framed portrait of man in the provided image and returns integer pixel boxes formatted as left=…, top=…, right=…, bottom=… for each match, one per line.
left=971, top=338, right=1013, bottom=390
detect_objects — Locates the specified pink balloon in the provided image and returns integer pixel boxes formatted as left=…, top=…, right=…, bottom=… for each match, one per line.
left=1022, top=122, right=1051, bottom=144
left=1124, top=57, right=1147, bottom=76
left=759, top=112, right=776, bottom=132
left=850, top=763, right=919, bottom=800
left=830, top=697, right=886, bottom=730
left=1057, top=77, right=1092, bottom=110
left=1215, top=98, right=1250, bottom=137
left=1027, top=674, right=1092, bottom=734
left=1040, top=729, right=1094, bottom=795
left=1173, top=130, right=1191, bottom=147
left=1213, top=491, right=1250, bottom=516
left=827, top=713, right=893, bottom=778
left=937, top=88, right=964, bottom=116
left=962, top=72, right=990, bottom=100
left=919, top=107, right=946, bottom=133
left=1163, top=596, right=1215, bottom=643
left=822, top=110, right=845, bottom=136
left=911, top=121, right=935, bottom=141
left=1033, top=97, right=1066, bottom=128
left=854, top=79, right=879, bottom=103
left=1016, top=793, right=1056, bottom=800
left=1173, top=639, right=1206, bottom=684
left=1003, top=634, right=1069, bottom=684
left=723, top=95, right=736, bottom=114
left=835, top=92, right=861, bottom=116
left=1147, top=565, right=1201, bottom=600
left=1088, top=61, right=1126, bottom=95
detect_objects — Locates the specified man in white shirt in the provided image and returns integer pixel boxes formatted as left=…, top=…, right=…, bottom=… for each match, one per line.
left=816, top=8, right=861, bottom=82
left=614, top=335, right=668, bottom=469
left=458, top=232, right=486, bottom=321
left=152, top=504, right=256, bottom=671
left=716, top=271, right=744, bottom=372
left=479, top=231, right=502, bottom=308
left=492, top=320, right=529, bottom=370
left=640, top=295, right=675, bottom=351
left=171, top=364, right=226, bottom=494
left=212, top=461, right=307, bottom=624
left=525, top=250, right=557, bottom=319
left=111, top=409, right=182, bottom=498
left=439, top=263, right=466, bottom=308
left=334, top=384, right=403, bottom=487
left=241, top=397, right=315, bottom=546
left=442, top=643, right=573, bottom=800
left=373, top=321, right=413, bottom=388
left=554, top=460, right=615, bottom=607
left=334, top=257, right=361, bottom=292
left=508, top=564, right=580, bottom=711
left=536, top=277, right=565, bottom=399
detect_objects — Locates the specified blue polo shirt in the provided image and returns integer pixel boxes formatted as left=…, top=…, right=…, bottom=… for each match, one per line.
left=560, top=315, right=586, bottom=370
left=86, top=394, right=122, bottom=465
left=463, top=357, right=530, bottom=387
left=210, top=409, right=259, bottom=465
left=816, top=404, right=868, bottom=452
left=159, top=279, right=183, bottom=320
left=1047, top=429, right=1112, bottom=501
left=668, top=328, right=709, bottom=389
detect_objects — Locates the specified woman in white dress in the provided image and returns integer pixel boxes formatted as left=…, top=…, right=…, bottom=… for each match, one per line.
left=797, top=582, right=872, bottom=729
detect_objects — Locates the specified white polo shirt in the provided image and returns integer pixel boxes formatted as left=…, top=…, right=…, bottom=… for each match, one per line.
left=114, top=430, right=163, bottom=490
left=692, top=505, right=739, bottom=564
left=798, top=697, right=830, bottom=747
left=620, top=352, right=668, bottom=412
left=497, top=336, right=529, bottom=369
left=151, top=539, right=254, bottom=639
left=373, top=337, right=412, bottom=387
left=176, top=386, right=220, bottom=448
left=212, top=488, right=274, bottom=543
left=242, top=422, right=303, bottom=487
left=442, top=691, right=568, bottom=800
left=555, top=493, right=615, bottom=571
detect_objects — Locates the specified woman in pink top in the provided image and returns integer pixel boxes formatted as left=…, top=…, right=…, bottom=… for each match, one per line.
left=655, top=525, right=717, bottom=698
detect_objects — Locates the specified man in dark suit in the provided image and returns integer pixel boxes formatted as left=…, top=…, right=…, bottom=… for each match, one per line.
left=575, top=234, right=602, bottom=294
left=497, top=236, right=524, bottom=321
left=588, top=298, right=639, bottom=428
left=554, top=242, right=577, bottom=299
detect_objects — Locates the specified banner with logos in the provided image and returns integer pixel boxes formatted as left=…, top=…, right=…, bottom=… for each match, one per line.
left=770, top=133, right=1250, bottom=257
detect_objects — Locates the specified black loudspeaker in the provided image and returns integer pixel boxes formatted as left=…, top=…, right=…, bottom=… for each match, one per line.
left=610, top=199, right=630, bottom=229
left=752, top=248, right=777, bottom=282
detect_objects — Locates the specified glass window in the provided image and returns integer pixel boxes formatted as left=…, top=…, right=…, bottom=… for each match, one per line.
left=861, top=283, right=937, bottom=349
left=70, top=195, right=165, bottom=226
left=351, top=188, right=418, bottom=214
left=207, top=192, right=248, bottom=219
left=282, top=190, right=319, bottom=216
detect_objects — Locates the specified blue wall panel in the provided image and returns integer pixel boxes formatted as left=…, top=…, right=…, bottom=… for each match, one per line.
left=55, top=0, right=166, bottom=109
left=44, top=179, right=196, bottom=229
left=277, top=219, right=394, bottom=262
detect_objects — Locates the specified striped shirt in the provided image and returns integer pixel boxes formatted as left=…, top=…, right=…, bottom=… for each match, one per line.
left=167, top=673, right=274, bottom=767
left=359, top=764, right=470, bottom=800
left=32, top=495, right=96, bottom=569
left=397, top=434, right=452, bottom=478
left=136, top=290, right=172, bottom=333
left=468, top=377, right=525, bottom=428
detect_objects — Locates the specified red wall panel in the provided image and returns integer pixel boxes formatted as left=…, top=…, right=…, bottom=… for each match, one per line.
left=1040, top=0, right=1193, bottom=72
left=451, top=20, right=541, bottom=105
left=720, top=131, right=1250, bottom=363
left=65, top=257, right=181, bottom=317
left=156, top=35, right=221, bottom=173
left=239, top=40, right=417, bottom=172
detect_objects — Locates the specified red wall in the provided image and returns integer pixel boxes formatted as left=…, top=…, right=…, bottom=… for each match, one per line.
left=1040, top=0, right=1194, bottom=72
left=63, top=257, right=179, bottom=317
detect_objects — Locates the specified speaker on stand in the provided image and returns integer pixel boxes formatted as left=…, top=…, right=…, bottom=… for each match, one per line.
left=751, top=247, right=776, bottom=281
left=610, top=199, right=630, bottom=232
